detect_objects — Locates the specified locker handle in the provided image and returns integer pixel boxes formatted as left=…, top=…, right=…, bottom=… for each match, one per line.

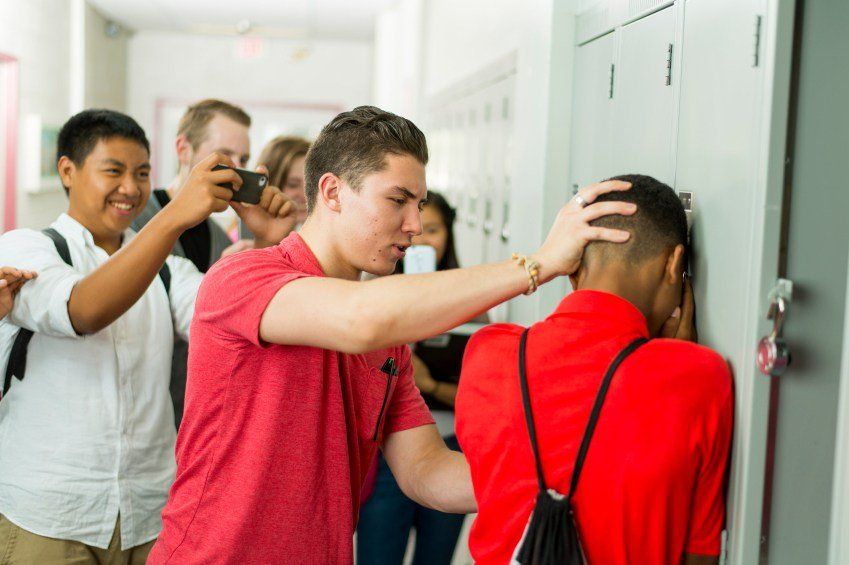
left=483, top=193, right=493, bottom=235
left=500, top=189, right=510, bottom=243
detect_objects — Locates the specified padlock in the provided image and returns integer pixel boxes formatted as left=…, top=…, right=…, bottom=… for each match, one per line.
left=757, top=290, right=792, bottom=377
left=757, top=335, right=791, bottom=377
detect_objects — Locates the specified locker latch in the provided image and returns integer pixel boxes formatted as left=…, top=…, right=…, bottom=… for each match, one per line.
left=757, top=279, right=793, bottom=377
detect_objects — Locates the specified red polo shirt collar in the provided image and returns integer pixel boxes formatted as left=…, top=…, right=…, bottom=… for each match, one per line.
left=548, top=289, right=650, bottom=339
left=279, top=232, right=325, bottom=277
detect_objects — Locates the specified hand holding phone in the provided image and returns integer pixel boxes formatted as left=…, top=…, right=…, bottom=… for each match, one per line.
left=212, top=164, right=268, bottom=205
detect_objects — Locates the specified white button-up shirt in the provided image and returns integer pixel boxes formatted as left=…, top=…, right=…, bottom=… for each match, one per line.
left=0, top=213, right=202, bottom=549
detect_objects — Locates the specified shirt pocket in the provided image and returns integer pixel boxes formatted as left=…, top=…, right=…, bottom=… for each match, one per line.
left=357, top=367, right=397, bottom=444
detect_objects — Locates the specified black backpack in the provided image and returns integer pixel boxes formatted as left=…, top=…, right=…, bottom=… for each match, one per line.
left=515, top=327, right=647, bottom=564
left=2, top=228, right=171, bottom=400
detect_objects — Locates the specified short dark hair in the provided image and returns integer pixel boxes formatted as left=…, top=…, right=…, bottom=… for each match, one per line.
left=57, top=109, right=150, bottom=191
left=586, top=174, right=688, bottom=265
left=304, top=106, right=428, bottom=214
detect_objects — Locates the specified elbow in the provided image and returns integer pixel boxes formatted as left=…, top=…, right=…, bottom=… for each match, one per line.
left=341, top=318, right=383, bottom=354
left=68, top=308, right=110, bottom=336
left=340, top=297, right=390, bottom=354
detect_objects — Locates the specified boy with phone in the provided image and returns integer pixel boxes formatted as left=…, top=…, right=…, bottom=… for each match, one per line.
left=0, top=109, right=289, bottom=563
left=132, top=99, right=297, bottom=426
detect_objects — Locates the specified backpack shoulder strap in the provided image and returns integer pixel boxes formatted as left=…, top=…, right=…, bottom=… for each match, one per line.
left=568, top=336, right=648, bottom=499
left=3, top=228, right=73, bottom=399
left=158, top=262, right=171, bottom=296
left=43, top=225, right=170, bottom=296
left=42, top=228, right=72, bottom=266
left=518, top=327, right=548, bottom=492
left=518, top=329, right=649, bottom=497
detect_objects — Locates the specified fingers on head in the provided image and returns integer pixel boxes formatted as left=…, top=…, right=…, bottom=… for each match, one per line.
left=581, top=201, right=637, bottom=222
left=584, top=226, right=630, bottom=243
left=579, top=180, right=632, bottom=204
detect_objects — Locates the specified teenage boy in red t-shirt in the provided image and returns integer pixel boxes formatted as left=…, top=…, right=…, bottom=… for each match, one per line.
left=148, top=106, right=638, bottom=564
left=456, top=174, right=733, bottom=565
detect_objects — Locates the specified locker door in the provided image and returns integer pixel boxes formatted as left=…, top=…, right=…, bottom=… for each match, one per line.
left=462, top=99, right=485, bottom=266
left=570, top=32, right=616, bottom=190
left=487, top=76, right=516, bottom=323
left=451, top=107, right=473, bottom=267
left=674, top=0, right=776, bottom=563
left=610, top=5, right=676, bottom=184
left=481, top=83, right=504, bottom=263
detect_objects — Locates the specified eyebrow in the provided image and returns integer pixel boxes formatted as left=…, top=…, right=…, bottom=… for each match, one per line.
left=99, top=159, right=150, bottom=169
left=392, top=186, right=427, bottom=205
left=215, top=149, right=250, bottom=163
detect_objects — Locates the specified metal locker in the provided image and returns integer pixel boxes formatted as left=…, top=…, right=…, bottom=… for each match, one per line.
left=570, top=31, right=617, bottom=191
left=609, top=4, right=676, bottom=184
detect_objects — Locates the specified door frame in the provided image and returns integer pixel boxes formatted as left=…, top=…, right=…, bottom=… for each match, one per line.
left=0, top=52, right=18, bottom=231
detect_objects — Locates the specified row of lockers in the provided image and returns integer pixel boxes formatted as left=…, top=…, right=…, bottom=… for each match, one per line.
left=425, top=74, right=517, bottom=322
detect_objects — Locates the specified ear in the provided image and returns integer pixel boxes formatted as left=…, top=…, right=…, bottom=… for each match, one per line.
left=663, top=244, right=686, bottom=285
left=57, top=156, right=76, bottom=193
left=175, top=134, right=193, bottom=168
left=317, top=173, right=342, bottom=214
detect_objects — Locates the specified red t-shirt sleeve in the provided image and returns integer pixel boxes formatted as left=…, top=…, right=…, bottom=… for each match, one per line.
left=685, top=361, right=734, bottom=556
left=196, top=248, right=311, bottom=347
left=382, top=345, right=435, bottom=436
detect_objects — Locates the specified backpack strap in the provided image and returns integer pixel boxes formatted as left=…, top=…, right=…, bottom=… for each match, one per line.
left=43, top=227, right=170, bottom=295
left=158, top=262, right=171, bottom=296
left=567, top=336, right=647, bottom=500
left=42, top=227, right=72, bottom=266
left=518, top=328, right=648, bottom=497
left=518, top=328, right=548, bottom=492
left=3, top=229, right=75, bottom=398
left=2, top=229, right=172, bottom=399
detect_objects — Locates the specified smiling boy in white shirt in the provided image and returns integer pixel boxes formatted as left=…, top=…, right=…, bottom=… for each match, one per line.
left=0, top=109, right=294, bottom=563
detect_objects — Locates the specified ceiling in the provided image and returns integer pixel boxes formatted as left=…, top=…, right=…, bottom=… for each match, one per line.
left=86, top=0, right=398, bottom=42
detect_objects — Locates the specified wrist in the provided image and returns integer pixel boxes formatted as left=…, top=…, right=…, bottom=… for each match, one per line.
left=422, top=378, right=439, bottom=396
left=528, top=252, right=560, bottom=284
left=152, top=204, right=190, bottom=236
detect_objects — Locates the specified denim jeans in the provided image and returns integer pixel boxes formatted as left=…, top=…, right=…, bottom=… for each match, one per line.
left=356, top=435, right=466, bottom=565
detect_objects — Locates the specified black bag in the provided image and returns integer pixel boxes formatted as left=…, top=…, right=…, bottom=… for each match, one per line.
left=2, top=228, right=171, bottom=399
left=515, top=327, right=647, bottom=564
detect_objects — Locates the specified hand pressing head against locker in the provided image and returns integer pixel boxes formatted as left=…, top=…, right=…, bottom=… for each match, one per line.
left=568, top=174, right=696, bottom=340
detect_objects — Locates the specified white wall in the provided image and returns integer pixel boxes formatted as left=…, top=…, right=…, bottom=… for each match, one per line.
left=85, top=2, right=129, bottom=111
left=0, top=0, right=131, bottom=230
left=373, top=0, right=424, bottom=122
left=419, top=0, right=578, bottom=324
left=126, top=31, right=373, bottom=185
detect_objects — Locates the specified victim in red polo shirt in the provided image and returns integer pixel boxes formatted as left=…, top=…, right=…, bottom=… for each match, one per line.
left=148, top=233, right=434, bottom=564
left=455, top=290, right=733, bottom=564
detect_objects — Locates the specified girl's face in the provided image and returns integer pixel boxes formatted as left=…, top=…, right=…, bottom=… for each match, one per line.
left=411, top=204, right=449, bottom=264
left=283, top=155, right=307, bottom=224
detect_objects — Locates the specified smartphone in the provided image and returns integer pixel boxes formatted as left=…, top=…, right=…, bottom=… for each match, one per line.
left=212, top=164, right=268, bottom=205
left=403, top=245, right=437, bottom=274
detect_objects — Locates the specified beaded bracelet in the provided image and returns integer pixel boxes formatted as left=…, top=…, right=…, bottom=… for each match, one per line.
left=512, top=253, right=541, bottom=296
